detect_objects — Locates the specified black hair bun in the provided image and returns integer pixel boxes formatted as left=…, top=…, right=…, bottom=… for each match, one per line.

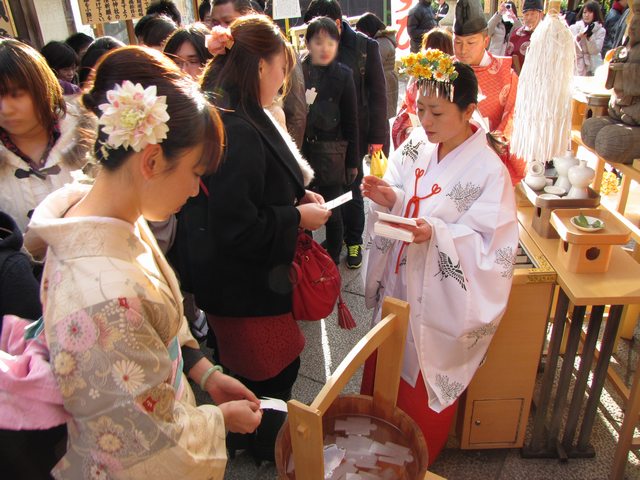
left=81, top=92, right=99, bottom=115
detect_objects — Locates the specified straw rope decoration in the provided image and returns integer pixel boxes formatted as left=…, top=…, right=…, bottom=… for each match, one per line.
left=511, top=0, right=576, bottom=165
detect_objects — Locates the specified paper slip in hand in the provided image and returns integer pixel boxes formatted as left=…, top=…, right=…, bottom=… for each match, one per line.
left=260, top=397, right=288, bottom=412
left=374, top=221, right=415, bottom=243
left=323, top=191, right=353, bottom=210
left=376, top=211, right=417, bottom=226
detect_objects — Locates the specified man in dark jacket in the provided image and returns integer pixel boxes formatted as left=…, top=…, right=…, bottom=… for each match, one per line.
left=408, top=0, right=437, bottom=52
left=304, top=0, right=388, bottom=269
left=602, top=0, right=628, bottom=55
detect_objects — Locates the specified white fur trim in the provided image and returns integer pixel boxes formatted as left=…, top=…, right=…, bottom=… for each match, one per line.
left=263, top=108, right=314, bottom=186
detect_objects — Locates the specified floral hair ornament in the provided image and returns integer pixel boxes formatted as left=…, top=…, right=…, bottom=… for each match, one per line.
left=98, top=81, right=170, bottom=154
left=400, top=49, right=458, bottom=102
left=206, top=26, right=234, bottom=55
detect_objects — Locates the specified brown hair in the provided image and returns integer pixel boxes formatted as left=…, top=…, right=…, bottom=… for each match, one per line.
left=578, top=1, right=604, bottom=24
left=82, top=46, right=223, bottom=174
left=421, top=27, right=454, bottom=55
left=201, top=14, right=294, bottom=112
left=0, top=38, right=66, bottom=133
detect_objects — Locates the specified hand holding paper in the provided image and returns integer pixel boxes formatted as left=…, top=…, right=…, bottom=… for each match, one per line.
left=374, top=213, right=432, bottom=244
left=260, top=397, right=288, bottom=412
left=323, top=191, right=353, bottom=210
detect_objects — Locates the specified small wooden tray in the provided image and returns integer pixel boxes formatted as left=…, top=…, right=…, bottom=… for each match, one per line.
left=520, top=180, right=600, bottom=209
left=520, top=181, right=600, bottom=239
left=550, top=209, right=631, bottom=245
left=549, top=208, right=631, bottom=273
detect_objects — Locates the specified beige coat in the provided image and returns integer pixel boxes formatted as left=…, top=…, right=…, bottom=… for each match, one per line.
left=27, top=183, right=227, bottom=479
left=0, top=100, right=95, bottom=232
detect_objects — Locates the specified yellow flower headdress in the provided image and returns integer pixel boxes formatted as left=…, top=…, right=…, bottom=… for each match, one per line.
left=400, top=49, right=458, bottom=101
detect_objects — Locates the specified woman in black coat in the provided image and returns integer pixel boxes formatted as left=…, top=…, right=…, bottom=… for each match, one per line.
left=176, top=15, right=330, bottom=462
left=302, top=17, right=358, bottom=264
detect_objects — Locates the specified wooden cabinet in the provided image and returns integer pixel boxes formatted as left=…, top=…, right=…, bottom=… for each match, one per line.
left=469, top=399, right=523, bottom=445
left=458, top=225, right=556, bottom=449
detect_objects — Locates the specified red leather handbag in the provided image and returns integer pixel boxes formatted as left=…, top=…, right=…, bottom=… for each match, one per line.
left=290, top=231, right=355, bottom=329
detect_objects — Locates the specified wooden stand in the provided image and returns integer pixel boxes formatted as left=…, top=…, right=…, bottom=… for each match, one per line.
left=275, top=298, right=438, bottom=479
left=518, top=207, right=640, bottom=465
left=550, top=209, right=632, bottom=273
left=520, top=181, right=600, bottom=239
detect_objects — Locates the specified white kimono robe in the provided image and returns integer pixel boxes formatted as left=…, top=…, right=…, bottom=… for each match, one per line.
left=27, top=183, right=227, bottom=479
left=363, top=123, right=519, bottom=413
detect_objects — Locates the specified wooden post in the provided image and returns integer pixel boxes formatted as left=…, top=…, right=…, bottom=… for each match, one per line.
left=126, top=19, right=136, bottom=44
left=372, top=298, right=410, bottom=419
left=93, top=23, right=105, bottom=38
left=192, top=0, right=199, bottom=20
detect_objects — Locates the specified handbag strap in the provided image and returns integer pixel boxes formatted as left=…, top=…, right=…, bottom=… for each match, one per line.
left=199, top=179, right=209, bottom=197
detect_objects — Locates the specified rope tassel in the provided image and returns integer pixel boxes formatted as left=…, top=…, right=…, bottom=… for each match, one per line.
left=511, top=6, right=576, bottom=165
left=337, top=294, right=356, bottom=330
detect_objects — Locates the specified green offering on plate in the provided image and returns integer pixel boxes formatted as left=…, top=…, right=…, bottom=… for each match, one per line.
left=574, top=214, right=602, bottom=229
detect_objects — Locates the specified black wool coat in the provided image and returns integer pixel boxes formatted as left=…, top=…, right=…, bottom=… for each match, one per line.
left=173, top=102, right=311, bottom=317
left=408, top=1, right=437, bottom=52
left=302, top=58, right=359, bottom=170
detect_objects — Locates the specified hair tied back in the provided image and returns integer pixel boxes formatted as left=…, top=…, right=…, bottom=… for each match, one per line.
left=206, top=26, right=234, bottom=55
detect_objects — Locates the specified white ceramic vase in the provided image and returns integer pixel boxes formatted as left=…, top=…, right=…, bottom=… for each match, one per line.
left=554, top=151, right=579, bottom=192
left=524, top=161, right=547, bottom=191
left=567, top=160, right=595, bottom=199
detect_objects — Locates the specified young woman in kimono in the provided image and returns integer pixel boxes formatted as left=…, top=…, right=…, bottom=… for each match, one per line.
left=361, top=50, right=519, bottom=465
left=25, top=47, right=262, bottom=479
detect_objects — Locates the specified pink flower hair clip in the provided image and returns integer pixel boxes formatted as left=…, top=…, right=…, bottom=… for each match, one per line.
left=206, top=26, right=234, bottom=55
left=98, top=81, right=170, bottom=154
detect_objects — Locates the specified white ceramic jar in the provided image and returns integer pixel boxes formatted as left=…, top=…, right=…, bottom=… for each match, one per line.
left=554, top=151, right=579, bottom=192
left=524, top=161, right=547, bottom=191
left=567, top=160, right=595, bottom=199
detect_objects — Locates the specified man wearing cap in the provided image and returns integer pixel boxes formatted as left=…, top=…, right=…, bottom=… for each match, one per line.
left=507, top=0, right=545, bottom=73
left=453, top=0, right=525, bottom=184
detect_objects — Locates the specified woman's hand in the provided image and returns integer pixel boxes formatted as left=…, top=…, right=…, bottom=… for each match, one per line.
left=297, top=203, right=331, bottom=230
left=361, top=175, right=397, bottom=209
left=206, top=370, right=260, bottom=406
left=218, top=400, right=263, bottom=434
left=299, top=190, right=324, bottom=205
left=398, top=217, right=432, bottom=244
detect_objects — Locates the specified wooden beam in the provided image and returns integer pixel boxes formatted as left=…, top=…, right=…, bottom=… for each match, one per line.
left=126, top=19, right=136, bottom=44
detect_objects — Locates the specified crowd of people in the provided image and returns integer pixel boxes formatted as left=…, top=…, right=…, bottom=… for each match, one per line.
left=0, top=0, right=633, bottom=478
left=407, top=0, right=629, bottom=75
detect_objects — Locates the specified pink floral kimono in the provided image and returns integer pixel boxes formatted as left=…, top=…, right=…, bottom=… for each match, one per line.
left=27, top=183, right=227, bottom=479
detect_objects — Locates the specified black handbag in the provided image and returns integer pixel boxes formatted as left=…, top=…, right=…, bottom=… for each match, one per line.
left=302, top=139, right=348, bottom=187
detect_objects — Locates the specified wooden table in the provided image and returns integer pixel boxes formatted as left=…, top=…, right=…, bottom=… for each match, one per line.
left=518, top=207, right=640, bottom=460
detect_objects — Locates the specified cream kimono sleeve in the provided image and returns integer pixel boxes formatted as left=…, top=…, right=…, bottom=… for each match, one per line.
left=46, top=296, right=226, bottom=480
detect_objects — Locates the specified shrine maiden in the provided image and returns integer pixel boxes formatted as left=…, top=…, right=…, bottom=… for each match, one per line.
left=361, top=50, right=519, bottom=464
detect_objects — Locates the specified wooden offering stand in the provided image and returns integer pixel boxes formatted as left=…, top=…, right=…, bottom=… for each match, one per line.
left=550, top=208, right=632, bottom=273
left=520, top=181, right=600, bottom=239
left=275, top=298, right=440, bottom=479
